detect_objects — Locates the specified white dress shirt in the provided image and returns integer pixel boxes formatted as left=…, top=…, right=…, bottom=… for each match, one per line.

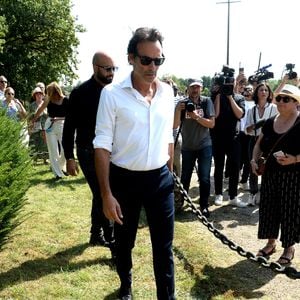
left=245, top=102, right=278, bottom=136
left=93, top=74, right=174, bottom=171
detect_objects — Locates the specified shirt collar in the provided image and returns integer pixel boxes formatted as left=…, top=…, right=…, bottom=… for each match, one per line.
left=120, top=72, right=162, bottom=93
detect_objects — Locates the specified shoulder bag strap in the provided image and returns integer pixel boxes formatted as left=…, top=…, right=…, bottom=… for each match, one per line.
left=253, top=106, right=257, bottom=137
left=265, top=116, right=300, bottom=162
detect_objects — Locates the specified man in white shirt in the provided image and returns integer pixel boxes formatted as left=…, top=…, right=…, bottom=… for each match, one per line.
left=93, top=27, right=175, bottom=300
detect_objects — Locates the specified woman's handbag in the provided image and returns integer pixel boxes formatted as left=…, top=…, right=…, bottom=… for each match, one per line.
left=256, top=157, right=266, bottom=175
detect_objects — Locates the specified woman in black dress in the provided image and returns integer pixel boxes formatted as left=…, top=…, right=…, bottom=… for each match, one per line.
left=251, top=84, right=300, bottom=265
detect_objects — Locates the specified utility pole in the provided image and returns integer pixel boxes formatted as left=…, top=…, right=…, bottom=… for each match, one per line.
left=217, top=0, right=241, bottom=65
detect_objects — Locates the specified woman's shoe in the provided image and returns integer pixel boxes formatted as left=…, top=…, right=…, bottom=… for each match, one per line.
left=257, top=243, right=276, bottom=258
left=277, top=247, right=295, bottom=265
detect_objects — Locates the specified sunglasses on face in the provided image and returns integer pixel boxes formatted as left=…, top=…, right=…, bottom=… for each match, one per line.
left=275, top=95, right=295, bottom=103
left=0, top=80, right=7, bottom=84
left=136, top=54, right=165, bottom=66
left=95, top=65, right=118, bottom=73
left=7, top=92, right=14, bottom=96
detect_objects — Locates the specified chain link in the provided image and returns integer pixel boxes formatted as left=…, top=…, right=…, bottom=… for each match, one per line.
left=173, top=172, right=300, bottom=280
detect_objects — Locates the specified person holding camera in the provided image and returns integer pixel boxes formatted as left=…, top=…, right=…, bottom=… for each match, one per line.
left=238, top=84, right=255, bottom=190
left=245, top=82, right=278, bottom=205
left=251, top=84, right=300, bottom=265
left=210, top=67, right=247, bottom=207
left=174, top=80, right=215, bottom=217
left=274, top=64, right=298, bottom=95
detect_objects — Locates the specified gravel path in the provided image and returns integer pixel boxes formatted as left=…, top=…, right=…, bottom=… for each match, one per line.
left=185, top=170, right=300, bottom=299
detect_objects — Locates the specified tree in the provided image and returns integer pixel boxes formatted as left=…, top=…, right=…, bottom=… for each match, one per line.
left=0, top=109, right=32, bottom=250
left=0, top=0, right=84, bottom=101
left=0, top=16, right=8, bottom=54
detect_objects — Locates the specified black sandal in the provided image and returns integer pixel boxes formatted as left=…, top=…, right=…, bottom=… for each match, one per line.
left=277, top=248, right=295, bottom=265
left=257, top=244, right=276, bottom=258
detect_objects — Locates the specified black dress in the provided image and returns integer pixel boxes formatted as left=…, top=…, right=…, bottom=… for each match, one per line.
left=258, top=116, right=300, bottom=248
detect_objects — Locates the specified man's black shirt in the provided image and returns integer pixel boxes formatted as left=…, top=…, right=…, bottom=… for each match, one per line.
left=62, top=76, right=103, bottom=159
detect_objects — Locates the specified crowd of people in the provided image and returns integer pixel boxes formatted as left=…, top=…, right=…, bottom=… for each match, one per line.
left=1, top=26, right=300, bottom=299
left=171, top=68, right=300, bottom=274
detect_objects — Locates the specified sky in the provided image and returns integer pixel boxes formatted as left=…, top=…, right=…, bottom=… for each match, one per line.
left=71, top=0, right=300, bottom=83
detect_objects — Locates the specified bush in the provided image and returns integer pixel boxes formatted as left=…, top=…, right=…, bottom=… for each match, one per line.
left=0, top=109, right=32, bottom=250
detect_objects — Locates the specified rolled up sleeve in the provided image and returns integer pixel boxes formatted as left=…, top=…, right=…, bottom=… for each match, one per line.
left=93, top=87, right=115, bottom=152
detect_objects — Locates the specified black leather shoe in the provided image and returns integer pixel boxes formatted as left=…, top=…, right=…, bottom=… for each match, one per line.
left=201, top=207, right=210, bottom=218
left=89, top=234, right=109, bottom=247
left=118, top=287, right=132, bottom=300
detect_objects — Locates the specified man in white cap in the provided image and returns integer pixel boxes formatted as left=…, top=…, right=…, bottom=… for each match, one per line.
left=174, top=79, right=215, bottom=217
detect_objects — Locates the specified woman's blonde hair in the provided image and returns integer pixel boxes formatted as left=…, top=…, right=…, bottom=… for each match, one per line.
left=46, top=81, right=64, bottom=99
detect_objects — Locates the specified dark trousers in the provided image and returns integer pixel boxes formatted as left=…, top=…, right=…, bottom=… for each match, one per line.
left=248, top=137, right=259, bottom=194
left=181, top=146, right=212, bottom=209
left=212, top=134, right=241, bottom=199
left=239, top=131, right=251, bottom=183
left=110, top=164, right=175, bottom=300
left=77, top=147, right=113, bottom=241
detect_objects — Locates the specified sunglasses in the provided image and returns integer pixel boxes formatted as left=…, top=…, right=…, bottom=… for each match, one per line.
left=136, top=54, right=165, bottom=66
left=275, top=95, right=295, bottom=103
left=7, top=92, right=14, bottom=96
left=95, top=65, right=118, bottom=73
left=0, top=80, right=7, bottom=84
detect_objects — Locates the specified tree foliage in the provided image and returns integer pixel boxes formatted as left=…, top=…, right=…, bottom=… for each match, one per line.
left=0, top=109, right=32, bottom=250
left=0, top=0, right=84, bottom=100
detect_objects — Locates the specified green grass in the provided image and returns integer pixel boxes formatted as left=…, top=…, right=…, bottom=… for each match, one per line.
left=0, top=163, right=292, bottom=299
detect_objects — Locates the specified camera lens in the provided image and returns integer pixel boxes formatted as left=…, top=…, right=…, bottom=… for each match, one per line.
left=289, top=71, right=297, bottom=79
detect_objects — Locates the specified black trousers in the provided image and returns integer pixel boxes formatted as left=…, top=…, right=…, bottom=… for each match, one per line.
left=239, top=131, right=251, bottom=183
left=212, top=134, right=241, bottom=199
left=77, top=147, right=113, bottom=241
left=110, top=163, right=175, bottom=300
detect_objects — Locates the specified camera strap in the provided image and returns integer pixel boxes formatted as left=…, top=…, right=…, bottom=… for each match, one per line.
left=174, top=121, right=183, bottom=147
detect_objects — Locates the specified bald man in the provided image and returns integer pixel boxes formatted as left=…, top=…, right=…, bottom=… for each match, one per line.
left=62, top=52, right=118, bottom=256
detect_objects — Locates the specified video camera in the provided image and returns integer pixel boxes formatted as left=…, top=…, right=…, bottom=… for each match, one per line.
left=213, top=65, right=235, bottom=96
left=285, top=63, right=297, bottom=80
left=248, top=64, right=274, bottom=84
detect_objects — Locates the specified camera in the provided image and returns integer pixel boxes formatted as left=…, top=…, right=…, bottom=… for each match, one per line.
left=213, top=65, right=235, bottom=96
left=285, top=63, right=297, bottom=80
left=253, top=119, right=266, bottom=130
left=185, top=99, right=195, bottom=112
left=248, top=64, right=274, bottom=84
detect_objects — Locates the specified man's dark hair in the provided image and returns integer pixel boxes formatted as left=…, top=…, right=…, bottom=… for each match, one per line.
left=127, top=27, right=164, bottom=56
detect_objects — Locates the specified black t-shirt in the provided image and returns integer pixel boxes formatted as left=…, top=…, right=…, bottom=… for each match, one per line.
left=211, top=93, right=245, bottom=138
left=62, top=76, right=103, bottom=159
left=47, top=97, right=68, bottom=118
left=261, top=116, right=300, bottom=171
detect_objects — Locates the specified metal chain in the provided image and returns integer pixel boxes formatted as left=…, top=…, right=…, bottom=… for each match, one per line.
left=173, top=172, right=300, bottom=280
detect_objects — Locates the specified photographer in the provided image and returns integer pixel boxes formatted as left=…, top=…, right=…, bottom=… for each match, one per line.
left=245, top=83, right=278, bottom=205
left=210, top=66, right=247, bottom=207
left=274, top=64, right=299, bottom=94
left=174, top=79, right=215, bottom=217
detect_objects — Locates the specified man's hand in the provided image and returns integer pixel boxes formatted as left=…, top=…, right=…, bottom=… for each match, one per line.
left=66, top=159, right=80, bottom=176
left=103, top=195, right=123, bottom=225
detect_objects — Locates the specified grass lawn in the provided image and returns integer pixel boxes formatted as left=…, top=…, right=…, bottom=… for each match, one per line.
left=0, top=163, right=297, bottom=299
